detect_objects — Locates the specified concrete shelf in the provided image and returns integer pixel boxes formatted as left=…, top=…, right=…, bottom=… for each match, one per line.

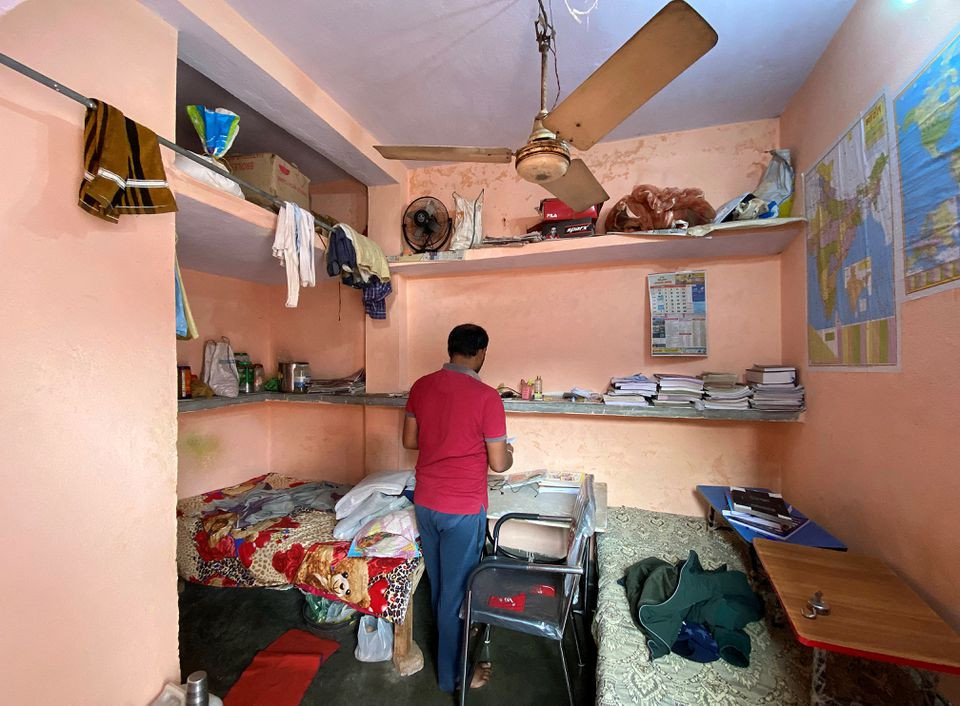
left=170, top=166, right=324, bottom=285
left=387, top=218, right=804, bottom=278
left=178, top=391, right=800, bottom=422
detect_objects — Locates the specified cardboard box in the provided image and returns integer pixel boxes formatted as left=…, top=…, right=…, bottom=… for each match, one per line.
left=527, top=218, right=596, bottom=239
left=223, top=153, right=310, bottom=209
left=537, top=198, right=600, bottom=222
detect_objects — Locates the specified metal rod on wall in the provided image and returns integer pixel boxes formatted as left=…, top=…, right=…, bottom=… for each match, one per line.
left=0, top=52, right=332, bottom=234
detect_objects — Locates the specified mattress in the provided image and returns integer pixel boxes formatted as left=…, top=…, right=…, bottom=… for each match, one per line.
left=593, top=506, right=925, bottom=705
left=177, top=473, right=419, bottom=624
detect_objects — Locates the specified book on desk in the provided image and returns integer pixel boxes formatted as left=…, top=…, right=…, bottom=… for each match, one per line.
left=723, top=487, right=808, bottom=539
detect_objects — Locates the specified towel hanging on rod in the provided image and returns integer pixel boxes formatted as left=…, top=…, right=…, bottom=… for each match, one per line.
left=0, top=51, right=333, bottom=235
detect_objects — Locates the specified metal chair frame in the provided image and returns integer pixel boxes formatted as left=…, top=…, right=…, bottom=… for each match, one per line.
left=459, top=512, right=589, bottom=706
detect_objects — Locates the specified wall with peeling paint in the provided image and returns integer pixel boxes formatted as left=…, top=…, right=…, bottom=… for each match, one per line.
left=407, top=119, right=780, bottom=244
left=374, top=119, right=789, bottom=515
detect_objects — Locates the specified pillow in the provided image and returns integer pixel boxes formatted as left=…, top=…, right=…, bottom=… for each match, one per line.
left=334, top=470, right=414, bottom=519
left=347, top=508, right=419, bottom=560
left=333, top=493, right=411, bottom=541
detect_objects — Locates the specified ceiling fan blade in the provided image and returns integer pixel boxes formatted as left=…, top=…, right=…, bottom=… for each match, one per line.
left=542, top=159, right=609, bottom=212
left=543, top=0, right=717, bottom=150
left=374, top=145, right=514, bottom=163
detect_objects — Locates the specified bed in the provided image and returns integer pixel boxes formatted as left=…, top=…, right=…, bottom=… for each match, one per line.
left=593, top=506, right=927, bottom=705
left=177, top=473, right=424, bottom=674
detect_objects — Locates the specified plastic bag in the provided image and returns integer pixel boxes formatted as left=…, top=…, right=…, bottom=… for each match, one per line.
left=347, top=507, right=419, bottom=560
left=178, top=105, right=244, bottom=197
left=201, top=337, right=239, bottom=398
left=355, top=615, right=393, bottom=662
left=334, top=470, right=414, bottom=519
left=450, top=190, right=484, bottom=250
left=753, top=149, right=794, bottom=218
left=304, top=594, right=357, bottom=625
left=333, top=493, right=411, bottom=540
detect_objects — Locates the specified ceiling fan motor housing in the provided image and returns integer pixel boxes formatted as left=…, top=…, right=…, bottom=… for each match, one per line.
left=515, top=137, right=571, bottom=184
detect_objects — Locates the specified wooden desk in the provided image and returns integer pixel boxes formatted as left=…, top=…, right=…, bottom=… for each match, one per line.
left=754, top=539, right=960, bottom=704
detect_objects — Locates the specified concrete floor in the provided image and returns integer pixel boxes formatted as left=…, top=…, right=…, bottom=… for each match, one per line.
left=179, top=575, right=595, bottom=705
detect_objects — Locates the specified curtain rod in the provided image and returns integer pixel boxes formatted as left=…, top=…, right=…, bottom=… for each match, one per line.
left=0, top=52, right=333, bottom=235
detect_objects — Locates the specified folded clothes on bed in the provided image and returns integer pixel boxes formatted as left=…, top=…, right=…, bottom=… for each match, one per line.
left=333, top=493, right=411, bottom=541
left=213, top=481, right=350, bottom=529
left=334, top=470, right=414, bottom=519
left=347, top=507, right=419, bottom=560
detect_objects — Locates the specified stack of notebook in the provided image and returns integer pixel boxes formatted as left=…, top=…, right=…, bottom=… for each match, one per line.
left=699, top=371, right=752, bottom=410
left=745, top=365, right=805, bottom=411
left=653, top=374, right=704, bottom=407
left=721, top=487, right=807, bottom=538
left=604, top=374, right=657, bottom=407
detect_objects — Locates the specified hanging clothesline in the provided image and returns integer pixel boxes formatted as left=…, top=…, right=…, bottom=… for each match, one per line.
left=0, top=51, right=333, bottom=235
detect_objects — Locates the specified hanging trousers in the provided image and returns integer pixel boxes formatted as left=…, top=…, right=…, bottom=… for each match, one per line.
left=414, top=504, right=486, bottom=693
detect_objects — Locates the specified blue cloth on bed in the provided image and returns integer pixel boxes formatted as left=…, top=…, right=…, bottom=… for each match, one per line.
left=213, top=481, right=349, bottom=528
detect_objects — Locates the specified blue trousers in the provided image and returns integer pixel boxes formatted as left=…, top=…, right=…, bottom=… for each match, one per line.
left=415, top=504, right=486, bottom=693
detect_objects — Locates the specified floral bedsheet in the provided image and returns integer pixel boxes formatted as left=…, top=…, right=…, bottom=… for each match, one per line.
left=177, top=473, right=420, bottom=624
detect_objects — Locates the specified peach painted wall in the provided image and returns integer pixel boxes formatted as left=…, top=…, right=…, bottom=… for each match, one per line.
left=778, top=0, right=960, bottom=663
left=0, top=0, right=180, bottom=703
left=176, top=267, right=366, bottom=497
left=408, top=119, right=780, bottom=241
left=379, top=119, right=789, bottom=515
left=310, top=178, right=368, bottom=233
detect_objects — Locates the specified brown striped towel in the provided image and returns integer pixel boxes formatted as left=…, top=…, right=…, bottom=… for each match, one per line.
left=79, top=100, right=177, bottom=223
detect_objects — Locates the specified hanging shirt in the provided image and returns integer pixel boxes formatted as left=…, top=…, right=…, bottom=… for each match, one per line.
left=405, top=364, right=507, bottom=515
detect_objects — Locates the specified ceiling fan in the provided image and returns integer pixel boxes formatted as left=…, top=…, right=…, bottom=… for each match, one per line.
left=375, top=0, right=718, bottom=212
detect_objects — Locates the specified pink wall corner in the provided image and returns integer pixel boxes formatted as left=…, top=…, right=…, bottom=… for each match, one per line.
left=310, top=178, right=368, bottom=233
left=177, top=268, right=274, bottom=373
left=0, top=0, right=180, bottom=702
left=408, top=119, right=780, bottom=237
left=268, top=403, right=366, bottom=484
left=403, top=257, right=783, bottom=393
left=270, top=276, right=366, bottom=380
left=177, top=405, right=272, bottom=498
left=778, top=0, right=960, bottom=667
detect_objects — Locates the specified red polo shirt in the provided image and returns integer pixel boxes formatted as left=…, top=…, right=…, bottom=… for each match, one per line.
left=405, top=363, right=507, bottom=514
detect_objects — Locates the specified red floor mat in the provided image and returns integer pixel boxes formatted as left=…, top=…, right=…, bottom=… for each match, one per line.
left=224, top=629, right=339, bottom=706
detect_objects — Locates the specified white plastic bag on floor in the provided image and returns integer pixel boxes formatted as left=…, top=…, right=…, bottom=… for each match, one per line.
left=354, top=615, right=393, bottom=662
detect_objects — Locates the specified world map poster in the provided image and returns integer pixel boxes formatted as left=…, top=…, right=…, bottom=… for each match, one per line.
left=804, top=96, right=898, bottom=367
left=895, top=31, right=960, bottom=296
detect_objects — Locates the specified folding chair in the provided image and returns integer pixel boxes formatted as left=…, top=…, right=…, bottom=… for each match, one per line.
left=459, top=476, right=596, bottom=705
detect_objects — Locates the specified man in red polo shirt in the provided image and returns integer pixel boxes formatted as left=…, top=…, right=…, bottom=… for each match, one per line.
left=402, top=323, right=513, bottom=694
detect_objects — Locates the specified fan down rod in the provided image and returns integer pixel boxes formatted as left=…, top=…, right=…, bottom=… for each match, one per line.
left=0, top=51, right=333, bottom=234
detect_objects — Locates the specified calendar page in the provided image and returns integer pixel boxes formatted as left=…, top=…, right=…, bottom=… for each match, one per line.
left=648, top=271, right=707, bottom=356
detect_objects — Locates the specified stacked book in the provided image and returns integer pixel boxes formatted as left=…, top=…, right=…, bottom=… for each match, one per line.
left=653, top=373, right=704, bottom=407
left=745, top=365, right=804, bottom=411
left=721, top=487, right=807, bottom=539
left=698, top=371, right=752, bottom=410
left=603, top=374, right=657, bottom=407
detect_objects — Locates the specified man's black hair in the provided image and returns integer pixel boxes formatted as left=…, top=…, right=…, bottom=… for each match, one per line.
left=447, top=324, right=489, bottom=358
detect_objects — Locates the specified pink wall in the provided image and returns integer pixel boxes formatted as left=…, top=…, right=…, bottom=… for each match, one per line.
left=381, top=119, right=789, bottom=515
left=778, top=0, right=960, bottom=661
left=0, top=0, right=180, bottom=702
left=176, top=268, right=367, bottom=497
left=408, top=119, right=780, bottom=240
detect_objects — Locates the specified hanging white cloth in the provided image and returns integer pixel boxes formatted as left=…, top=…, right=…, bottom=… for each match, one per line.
left=272, top=202, right=317, bottom=307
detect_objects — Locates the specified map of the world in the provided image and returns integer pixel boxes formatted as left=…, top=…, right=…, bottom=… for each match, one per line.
left=804, top=97, right=898, bottom=367
left=895, top=31, right=960, bottom=296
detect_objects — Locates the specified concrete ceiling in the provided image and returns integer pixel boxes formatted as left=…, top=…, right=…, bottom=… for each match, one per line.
left=175, top=61, right=351, bottom=183
left=225, top=0, right=855, bottom=156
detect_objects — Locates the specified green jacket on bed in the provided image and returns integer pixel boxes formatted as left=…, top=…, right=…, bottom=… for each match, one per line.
left=623, top=550, right=763, bottom=667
